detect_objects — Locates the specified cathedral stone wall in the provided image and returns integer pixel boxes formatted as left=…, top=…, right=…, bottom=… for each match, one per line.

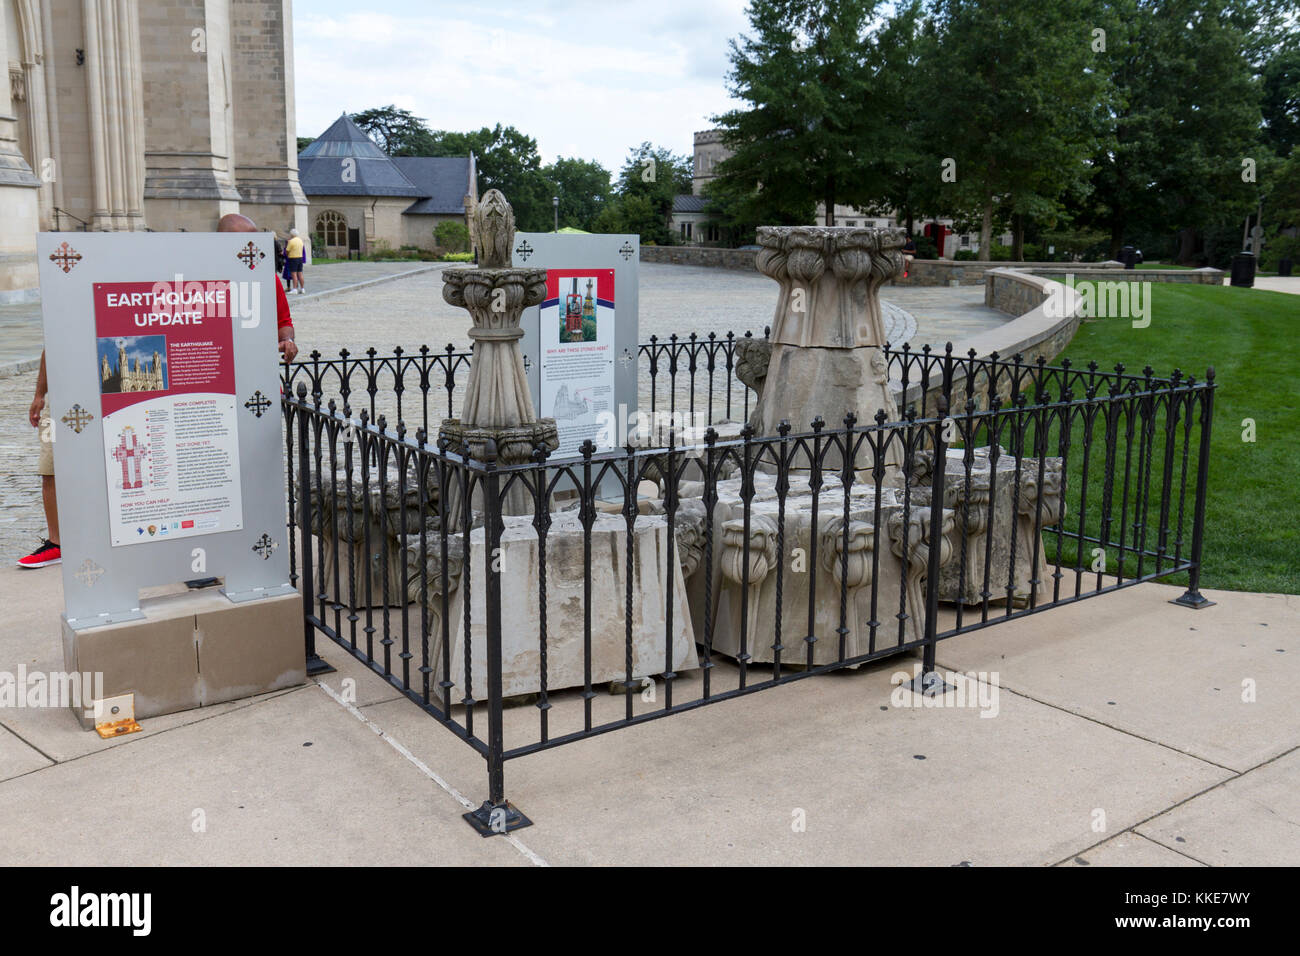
left=0, top=0, right=307, bottom=297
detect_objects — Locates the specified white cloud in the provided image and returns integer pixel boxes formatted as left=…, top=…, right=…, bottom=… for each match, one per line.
left=293, top=0, right=751, bottom=171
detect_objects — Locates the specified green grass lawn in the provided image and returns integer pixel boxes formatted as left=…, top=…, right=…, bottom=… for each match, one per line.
left=1052, top=282, right=1299, bottom=594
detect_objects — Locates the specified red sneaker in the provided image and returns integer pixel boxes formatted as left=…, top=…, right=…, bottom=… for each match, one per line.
left=17, top=539, right=61, bottom=568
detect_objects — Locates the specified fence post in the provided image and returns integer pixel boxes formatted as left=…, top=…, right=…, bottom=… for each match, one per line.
left=464, top=438, right=533, bottom=835
left=1173, top=368, right=1216, bottom=609
left=295, top=383, right=332, bottom=676
left=913, top=395, right=950, bottom=694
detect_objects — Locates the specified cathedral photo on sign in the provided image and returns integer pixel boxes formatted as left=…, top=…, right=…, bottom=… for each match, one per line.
left=97, top=335, right=167, bottom=394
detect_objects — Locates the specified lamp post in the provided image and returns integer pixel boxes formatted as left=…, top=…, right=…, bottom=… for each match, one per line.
left=553, top=195, right=559, bottom=233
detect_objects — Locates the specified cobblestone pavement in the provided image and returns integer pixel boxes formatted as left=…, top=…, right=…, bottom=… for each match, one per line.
left=0, top=262, right=1007, bottom=561
left=290, top=263, right=1000, bottom=359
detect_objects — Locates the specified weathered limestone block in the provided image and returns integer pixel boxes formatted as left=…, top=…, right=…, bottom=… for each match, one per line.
left=311, top=468, right=428, bottom=607
left=406, top=511, right=699, bottom=701
left=734, top=337, right=772, bottom=427
left=686, top=471, right=955, bottom=664
left=749, top=226, right=906, bottom=477
left=908, top=448, right=1065, bottom=606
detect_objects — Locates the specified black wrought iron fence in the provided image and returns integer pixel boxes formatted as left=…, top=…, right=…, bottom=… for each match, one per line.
left=281, top=345, right=1215, bottom=834
left=283, top=330, right=770, bottom=435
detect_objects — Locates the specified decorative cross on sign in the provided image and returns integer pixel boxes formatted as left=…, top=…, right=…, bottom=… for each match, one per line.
left=49, top=241, right=82, bottom=273
left=75, top=558, right=105, bottom=588
left=244, top=390, right=272, bottom=418
left=252, top=533, right=277, bottom=560
left=236, top=241, right=265, bottom=270
left=61, top=404, right=94, bottom=434
left=514, top=240, right=533, bottom=262
left=618, top=242, right=634, bottom=261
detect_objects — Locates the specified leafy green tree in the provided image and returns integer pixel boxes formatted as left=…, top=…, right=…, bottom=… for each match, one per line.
left=542, top=156, right=613, bottom=231
left=923, top=0, right=1108, bottom=258
left=615, top=143, right=691, bottom=243
left=350, top=105, right=438, bottom=156
left=1085, top=0, right=1264, bottom=262
left=593, top=193, right=668, bottom=242
left=1260, top=47, right=1300, bottom=158
left=712, top=0, right=882, bottom=225
left=858, top=0, right=944, bottom=234
left=296, top=136, right=315, bottom=153
left=427, top=125, right=553, bottom=231
left=701, top=174, right=812, bottom=247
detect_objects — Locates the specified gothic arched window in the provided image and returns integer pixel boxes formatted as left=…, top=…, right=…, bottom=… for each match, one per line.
left=315, top=210, right=347, bottom=246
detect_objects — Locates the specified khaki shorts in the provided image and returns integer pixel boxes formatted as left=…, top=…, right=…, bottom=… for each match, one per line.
left=37, top=398, right=54, bottom=476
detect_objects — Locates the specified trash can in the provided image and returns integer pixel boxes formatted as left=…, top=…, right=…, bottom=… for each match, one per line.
left=1230, top=251, right=1256, bottom=288
left=1278, top=258, right=1293, bottom=277
left=1120, top=245, right=1138, bottom=269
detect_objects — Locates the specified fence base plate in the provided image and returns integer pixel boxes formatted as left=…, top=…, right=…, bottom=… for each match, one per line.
left=1170, top=591, right=1216, bottom=610
left=306, top=653, right=335, bottom=676
left=464, top=801, right=533, bottom=837
left=906, top=670, right=955, bottom=697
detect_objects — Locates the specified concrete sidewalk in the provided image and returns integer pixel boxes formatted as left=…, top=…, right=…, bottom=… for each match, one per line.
left=0, top=564, right=1294, bottom=866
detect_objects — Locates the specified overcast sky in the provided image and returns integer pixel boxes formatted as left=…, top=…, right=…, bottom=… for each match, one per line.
left=293, top=0, right=752, bottom=171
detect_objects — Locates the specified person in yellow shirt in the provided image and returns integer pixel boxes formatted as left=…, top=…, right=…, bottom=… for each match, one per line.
left=285, top=228, right=307, bottom=295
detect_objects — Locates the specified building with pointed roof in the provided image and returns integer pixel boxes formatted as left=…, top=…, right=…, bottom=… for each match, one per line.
left=297, top=114, right=477, bottom=257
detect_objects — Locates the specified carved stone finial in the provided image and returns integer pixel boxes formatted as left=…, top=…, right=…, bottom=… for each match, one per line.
left=472, top=189, right=515, bottom=267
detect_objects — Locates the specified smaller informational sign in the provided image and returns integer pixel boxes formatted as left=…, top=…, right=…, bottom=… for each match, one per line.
left=513, top=233, right=639, bottom=463
left=538, top=269, right=616, bottom=457
left=93, top=280, right=243, bottom=546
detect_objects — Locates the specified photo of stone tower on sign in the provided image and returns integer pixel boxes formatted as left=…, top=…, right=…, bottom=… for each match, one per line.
left=97, top=335, right=168, bottom=394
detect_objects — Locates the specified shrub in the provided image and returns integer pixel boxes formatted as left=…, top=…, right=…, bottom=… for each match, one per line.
left=954, top=249, right=978, bottom=261
left=435, top=220, right=470, bottom=253
left=1262, top=234, right=1300, bottom=271
left=913, top=235, right=940, bottom=260
left=440, top=252, right=474, bottom=262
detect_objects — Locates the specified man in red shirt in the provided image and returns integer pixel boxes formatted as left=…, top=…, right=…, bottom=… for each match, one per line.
left=217, top=213, right=299, bottom=362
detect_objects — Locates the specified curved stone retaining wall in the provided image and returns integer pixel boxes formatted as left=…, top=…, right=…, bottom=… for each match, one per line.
left=639, top=246, right=1225, bottom=288
left=893, top=259, right=1122, bottom=287
left=640, top=245, right=759, bottom=270
left=898, top=268, right=1085, bottom=413
left=1026, top=266, right=1225, bottom=284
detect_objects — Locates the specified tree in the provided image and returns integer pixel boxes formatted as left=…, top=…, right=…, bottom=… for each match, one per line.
left=350, top=105, right=438, bottom=156
left=923, top=0, right=1108, bottom=258
left=426, top=125, right=554, bottom=231
left=1260, top=47, right=1300, bottom=157
left=1084, top=0, right=1265, bottom=262
left=594, top=144, right=691, bottom=244
left=861, top=0, right=942, bottom=235
left=296, top=136, right=315, bottom=153
left=542, top=156, right=613, bottom=231
left=712, top=0, right=882, bottom=226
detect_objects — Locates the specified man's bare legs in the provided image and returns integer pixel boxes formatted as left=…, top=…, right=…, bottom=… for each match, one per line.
left=42, top=474, right=58, bottom=546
